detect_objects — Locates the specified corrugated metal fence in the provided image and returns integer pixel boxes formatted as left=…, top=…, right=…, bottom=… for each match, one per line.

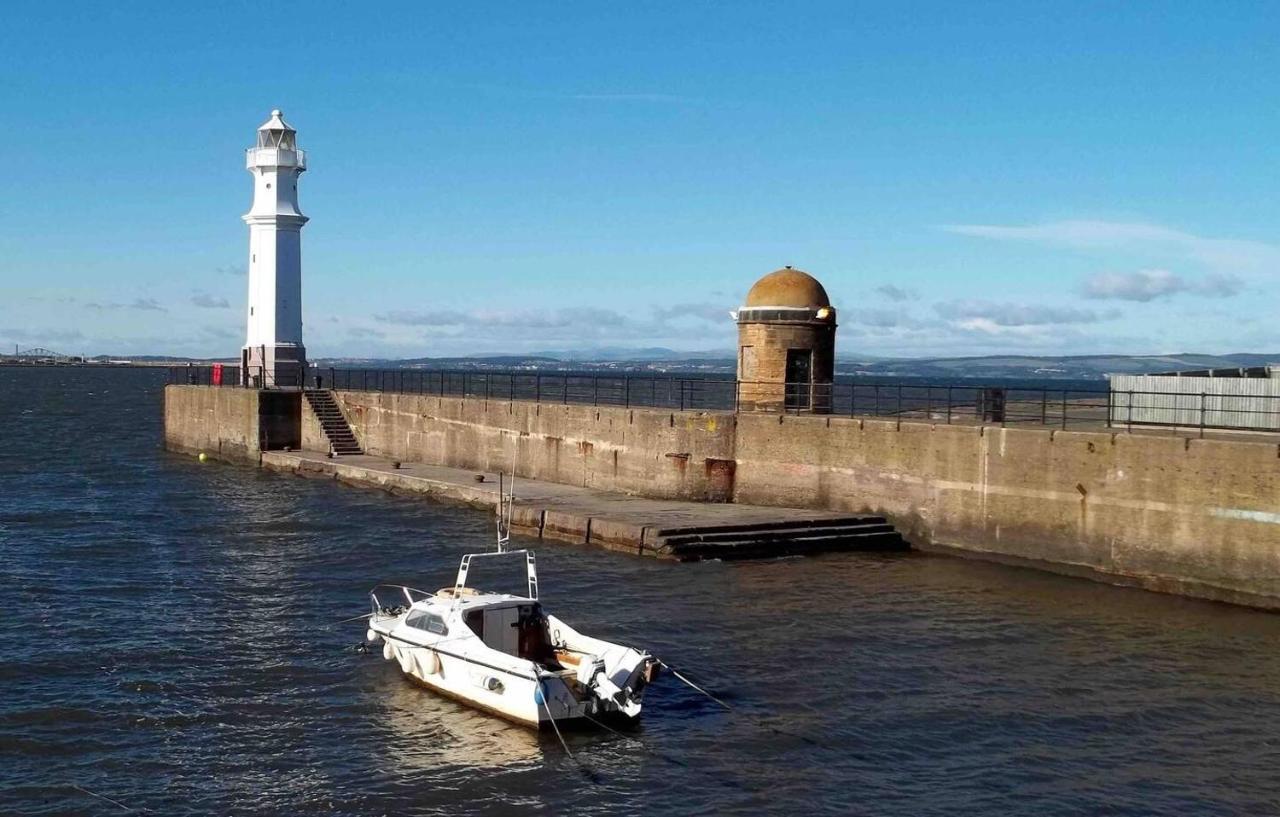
left=1109, top=375, right=1280, bottom=431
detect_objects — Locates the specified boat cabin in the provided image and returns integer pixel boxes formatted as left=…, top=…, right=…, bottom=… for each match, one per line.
left=460, top=599, right=558, bottom=665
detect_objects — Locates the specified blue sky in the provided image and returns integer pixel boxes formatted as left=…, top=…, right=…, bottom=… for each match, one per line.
left=3, top=2, right=1279, bottom=359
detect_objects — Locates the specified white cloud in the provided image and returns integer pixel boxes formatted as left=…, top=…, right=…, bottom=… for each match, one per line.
left=1081, top=269, right=1244, bottom=302
left=191, top=293, right=230, bottom=309
left=85, top=298, right=166, bottom=312
left=652, top=303, right=726, bottom=323
left=1, top=327, right=84, bottom=344
left=933, top=299, right=1110, bottom=327
left=375, top=309, right=470, bottom=326
left=944, top=219, right=1280, bottom=274
left=373, top=305, right=724, bottom=341
left=874, top=284, right=919, bottom=302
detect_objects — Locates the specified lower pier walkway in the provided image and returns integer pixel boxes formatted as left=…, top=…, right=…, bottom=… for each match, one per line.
left=261, top=450, right=905, bottom=560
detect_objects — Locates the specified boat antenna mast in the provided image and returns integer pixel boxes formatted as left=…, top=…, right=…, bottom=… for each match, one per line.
left=496, top=461, right=516, bottom=553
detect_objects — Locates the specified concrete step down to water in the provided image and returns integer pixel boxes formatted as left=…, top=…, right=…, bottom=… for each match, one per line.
left=259, top=450, right=910, bottom=562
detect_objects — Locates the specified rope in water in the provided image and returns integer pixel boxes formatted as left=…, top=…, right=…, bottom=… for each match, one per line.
left=71, top=783, right=151, bottom=814
left=536, top=678, right=602, bottom=783
left=535, top=679, right=574, bottom=761
left=659, top=660, right=733, bottom=710
left=659, top=661, right=826, bottom=748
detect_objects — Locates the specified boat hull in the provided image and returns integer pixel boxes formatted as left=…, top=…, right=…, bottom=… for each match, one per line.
left=373, top=627, right=643, bottom=729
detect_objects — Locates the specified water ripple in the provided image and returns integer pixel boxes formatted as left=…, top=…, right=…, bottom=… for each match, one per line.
left=3, top=368, right=1280, bottom=816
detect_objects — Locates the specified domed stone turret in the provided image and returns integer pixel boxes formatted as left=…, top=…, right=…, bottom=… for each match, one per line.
left=744, top=267, right=831, bottom=309
left=735, top=266, right=837, bottom=413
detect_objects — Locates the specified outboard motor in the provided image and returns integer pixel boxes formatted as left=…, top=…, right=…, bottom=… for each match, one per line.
left=576, top=654, right=639, bottom=716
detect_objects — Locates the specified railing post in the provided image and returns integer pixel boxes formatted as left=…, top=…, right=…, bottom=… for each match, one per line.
left=1041, top=390, right=1047, bottom=425
left=593, top=376, right=599, bottom=406
left=1200, top=391, right=1206, bottom=438
left=680, top=380, right=686, bottom=411
left=536, top=374, right=541, bottom=403
left=563, top=376, right=568, bottom=404
left=874, top=384, right=880, bottom=416
left=1061, top=390, right=1068, bottom=429
left=946, top=386, right=953, bottom=424
left=509, top=374, right=514, bottom=403
left=625, top=376, right=631, bottom=408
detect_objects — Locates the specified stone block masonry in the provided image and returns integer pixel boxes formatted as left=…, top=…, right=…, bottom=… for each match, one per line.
left=733, top=413, right=1280, bottom=608
left=164, top=385, right=299, bottom=464
left=166, top=384, right=1280, bottom=609
left=329, top=390, right=737, bottom=502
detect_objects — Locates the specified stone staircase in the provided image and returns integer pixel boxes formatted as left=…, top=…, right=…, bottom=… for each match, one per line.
left=304, top=390, right=363, bottom=456
left=647, top=515, right=906, bottom=561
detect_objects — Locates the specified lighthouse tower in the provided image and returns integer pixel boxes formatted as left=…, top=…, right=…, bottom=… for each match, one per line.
left=242, top=109, right=308, bottom=388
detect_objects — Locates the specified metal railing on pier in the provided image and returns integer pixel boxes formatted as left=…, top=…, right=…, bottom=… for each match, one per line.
left=165, top=365, right=1280, bottom=435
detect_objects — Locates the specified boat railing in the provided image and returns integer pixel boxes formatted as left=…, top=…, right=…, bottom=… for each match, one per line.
left=369, top=583, right=435, bottom=613
left=454, top=549, right=538, bottom=601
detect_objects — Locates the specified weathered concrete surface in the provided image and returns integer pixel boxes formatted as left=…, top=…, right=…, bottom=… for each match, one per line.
left=301, top=393, right=327, bottom=452
left=733, top=413, right=1280, bottom=609
left=164, top=385, right=262, bottom=463
left=164, top=385, right=300, bottom=463
left=260, top=450, right=880, bottom=559
left=168, top=386, right=1280, bottom=608
left=331, top=391, right=737, bottom=502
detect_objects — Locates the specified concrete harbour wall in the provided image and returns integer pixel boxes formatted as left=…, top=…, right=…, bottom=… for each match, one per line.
left=165, top=385, right=1280, bottom=608
left=732, top=413, right=1280, bottom=608
left=329, top=390, right=737, bottom=501
left=164, top=385, right=299, bottom=463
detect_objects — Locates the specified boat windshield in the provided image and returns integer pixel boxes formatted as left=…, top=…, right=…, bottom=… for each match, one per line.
left=406, top=610, right=448, bottom=635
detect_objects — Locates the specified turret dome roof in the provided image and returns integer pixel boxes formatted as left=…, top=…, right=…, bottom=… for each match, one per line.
left=744, top=267, right=830, bottom=308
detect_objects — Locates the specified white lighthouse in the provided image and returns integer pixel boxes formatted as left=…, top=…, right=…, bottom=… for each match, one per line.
left=242, top=109, right=308, bottom=388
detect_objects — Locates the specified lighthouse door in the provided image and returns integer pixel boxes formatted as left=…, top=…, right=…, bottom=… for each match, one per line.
left=785, top=349, right=812, bottom=410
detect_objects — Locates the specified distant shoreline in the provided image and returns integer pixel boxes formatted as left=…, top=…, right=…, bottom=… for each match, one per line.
left=0, top=361, right=222, bottom=368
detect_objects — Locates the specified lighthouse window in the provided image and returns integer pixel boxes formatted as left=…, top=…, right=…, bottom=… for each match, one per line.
left=265, top=183, right=272, bottom=189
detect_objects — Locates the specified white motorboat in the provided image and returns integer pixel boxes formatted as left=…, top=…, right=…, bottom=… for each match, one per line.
left=364, top=476, right=661, bottom=729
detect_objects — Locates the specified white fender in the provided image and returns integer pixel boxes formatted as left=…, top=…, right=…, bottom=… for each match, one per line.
left=382, top=641, right=394, bottom=661
left=397, top=646, right=414, bottom=674
left=366, top=628, right=379, bottom=643
left=415, top=651, right=441, bottom=676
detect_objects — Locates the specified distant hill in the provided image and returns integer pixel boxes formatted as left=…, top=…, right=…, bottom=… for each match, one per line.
left=311, top=351, right=1280, bottom=379
left=836, top=353, right=1280, bottom=381
left=43, top=349, right=1280, bottom=380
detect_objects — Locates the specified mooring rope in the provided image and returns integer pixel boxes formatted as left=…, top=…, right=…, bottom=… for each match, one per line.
left=333, top=611, right=374, bottom=625
left=658, top=660, right=732, bottom=710
left=71, top=783, right=151, bottom=814
left=535, top=681, right=574, bottom=760
left=658, top=661, right=828, bottom=748
left=536, top=678, right=602, bottom=784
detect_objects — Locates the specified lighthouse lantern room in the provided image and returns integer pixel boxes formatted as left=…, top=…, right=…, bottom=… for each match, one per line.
left=242, top=109, right=308, bottom=388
